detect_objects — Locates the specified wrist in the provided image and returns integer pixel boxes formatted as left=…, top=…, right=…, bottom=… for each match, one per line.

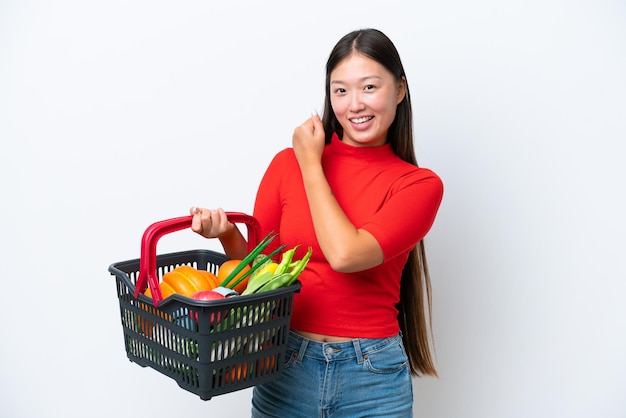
left=217, top=222, right=237, bottom=240
left=299, top=158, right=324, bottom=178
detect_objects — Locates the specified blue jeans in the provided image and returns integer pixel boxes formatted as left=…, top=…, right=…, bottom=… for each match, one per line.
left=251, top=331, right=413, bottom=417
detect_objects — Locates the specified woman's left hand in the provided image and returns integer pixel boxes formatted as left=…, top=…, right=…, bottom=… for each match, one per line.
left=292, top=113, right=325, bottom=167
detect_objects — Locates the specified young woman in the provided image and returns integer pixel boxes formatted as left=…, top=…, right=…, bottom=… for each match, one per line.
left=191, top=28, right=443, bottom=417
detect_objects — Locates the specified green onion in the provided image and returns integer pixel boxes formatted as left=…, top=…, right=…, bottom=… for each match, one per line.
left=218, top=231, right=278, bottom=288
left=225, top=244, right=286, bottom=290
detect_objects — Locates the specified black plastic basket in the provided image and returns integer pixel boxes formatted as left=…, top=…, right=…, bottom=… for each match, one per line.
left=108, top=213, right=300, bottom=400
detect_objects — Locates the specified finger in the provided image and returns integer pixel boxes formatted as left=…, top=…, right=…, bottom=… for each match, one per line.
left=311, top=114, right=322, bottom=129
left=216, top=207, right=231, bottom=230
left=190, top=208, right=203, bottom=233
left=311, top=115, right=325, bottom=139
left=309, top=117, right=316, bottom=134
left=209, top=209, right=220, bottom=222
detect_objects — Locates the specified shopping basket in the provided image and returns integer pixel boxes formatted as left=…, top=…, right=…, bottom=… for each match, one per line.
left=108, top=212, right=300, bottom=400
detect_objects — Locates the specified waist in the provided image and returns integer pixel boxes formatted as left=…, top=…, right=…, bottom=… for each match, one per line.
left=292, top=329, right=354, bottom=342
left=287, top=330, right=403, bottom=362
left=289, top=266, right=402, bottom=338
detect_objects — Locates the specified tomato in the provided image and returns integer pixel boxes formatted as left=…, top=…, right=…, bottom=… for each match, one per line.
left=191, top=290, right=224, bottom=301
left=190, top=290, right=225, bottom=324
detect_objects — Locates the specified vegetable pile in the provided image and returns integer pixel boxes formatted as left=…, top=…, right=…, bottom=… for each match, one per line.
left=144, top=232, right=311, bottom=302
left=240, top=244, right=311, bottom=295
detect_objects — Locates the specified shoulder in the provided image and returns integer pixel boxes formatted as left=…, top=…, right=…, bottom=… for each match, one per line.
left=412, top=166, right=443, bottom=185
left=269, top=147, right=297, bottom=165
left=263, top=148, right=298, bottom=173
left=262, top=148, right=299, bottom=182
left=394, top=164, right=444, bottom=195
left=391, top=158, right=443, bottom=184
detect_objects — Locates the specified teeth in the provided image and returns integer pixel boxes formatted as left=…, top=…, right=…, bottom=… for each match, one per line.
left=351, top=116, right=372, bottom=124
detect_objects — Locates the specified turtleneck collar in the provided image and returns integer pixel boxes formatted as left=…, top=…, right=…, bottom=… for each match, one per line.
left=326, top=132, right=397, bottom=165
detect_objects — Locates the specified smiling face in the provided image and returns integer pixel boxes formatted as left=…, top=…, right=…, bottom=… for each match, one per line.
left=329, top=52, right=406, bottom=147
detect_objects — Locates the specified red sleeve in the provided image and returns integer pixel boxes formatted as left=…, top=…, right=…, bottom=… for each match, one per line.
left=251, top=149, right=289, bottom=255
left=361, top=169, right=444, bottom=260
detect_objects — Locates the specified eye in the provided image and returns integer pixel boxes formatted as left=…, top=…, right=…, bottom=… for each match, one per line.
left=364, top=84, right=376, bottom=91
left=333, top=87, right=346, bottom=94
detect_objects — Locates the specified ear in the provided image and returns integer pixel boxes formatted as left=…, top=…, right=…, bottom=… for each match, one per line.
left=396, top=76, right=407, bottom=105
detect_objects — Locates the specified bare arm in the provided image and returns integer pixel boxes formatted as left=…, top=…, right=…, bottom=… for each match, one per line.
left=292, top=115, right=384, bottom=272
left=189, top=207, right=248, bottom=260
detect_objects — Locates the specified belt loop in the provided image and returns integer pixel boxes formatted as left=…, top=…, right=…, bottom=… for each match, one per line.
left=295, top=336, right=308, bottom=364
left=352, top=339, right=364, bottom=364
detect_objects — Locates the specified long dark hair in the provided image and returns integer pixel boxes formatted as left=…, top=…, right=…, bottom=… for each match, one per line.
left=322, top=29, right=437, bottom=377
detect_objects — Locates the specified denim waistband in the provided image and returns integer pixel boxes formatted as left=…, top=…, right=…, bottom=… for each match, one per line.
left=286, top=331, right=403, bottom=364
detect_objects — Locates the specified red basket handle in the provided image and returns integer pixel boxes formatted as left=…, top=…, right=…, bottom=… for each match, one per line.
left=134, top=212, right=260, bottom=306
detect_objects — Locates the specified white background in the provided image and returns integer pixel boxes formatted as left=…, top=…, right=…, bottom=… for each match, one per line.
left=1, top=1, right=625, bottom=417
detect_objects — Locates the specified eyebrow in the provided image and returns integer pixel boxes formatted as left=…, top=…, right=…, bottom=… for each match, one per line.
left=330, top=75, right=383, bottom=85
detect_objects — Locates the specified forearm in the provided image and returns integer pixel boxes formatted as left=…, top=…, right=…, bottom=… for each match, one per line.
left=218, top=225, right=248, bottom=260
left=300, top=163, right=383, bottom=272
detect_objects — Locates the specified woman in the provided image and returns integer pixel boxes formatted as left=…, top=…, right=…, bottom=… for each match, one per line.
left=191, top=28, right=443, bottom=417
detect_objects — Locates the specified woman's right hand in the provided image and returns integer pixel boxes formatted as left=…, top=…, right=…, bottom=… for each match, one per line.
left=189, top=207, right=235, bottom=239
left=190, top=206, right=249, bottom=260
left=292, top=113, right=326, bottom=168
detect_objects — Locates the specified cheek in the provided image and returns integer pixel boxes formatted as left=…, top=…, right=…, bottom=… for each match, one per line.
left=365, top=96, right=396, bottom=117
left=386, top=101, right=399, bottom=119
left=330, top=97, right=346, bottom=117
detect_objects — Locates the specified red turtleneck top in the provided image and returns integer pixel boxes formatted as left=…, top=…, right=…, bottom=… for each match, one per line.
left=252, top=134, right=443, bottom=338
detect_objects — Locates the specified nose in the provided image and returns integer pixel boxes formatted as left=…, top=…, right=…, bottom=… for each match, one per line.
left=349, top=92, right=365, bottom=112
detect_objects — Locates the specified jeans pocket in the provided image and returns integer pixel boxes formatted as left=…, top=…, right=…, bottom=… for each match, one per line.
left=364, top=340, right=408, bottom=374
left=282, top=347, right=298, bottom=369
